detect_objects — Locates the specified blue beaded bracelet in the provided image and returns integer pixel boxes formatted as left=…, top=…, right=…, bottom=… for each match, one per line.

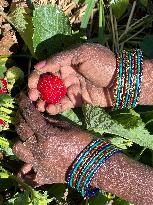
left=66, top=139, right=122, bottom=197
left=113, top=49, right=143, bottom=110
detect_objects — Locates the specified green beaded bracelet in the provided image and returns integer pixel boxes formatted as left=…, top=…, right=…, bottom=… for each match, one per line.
left=66, top=139, right=122, bottom=197
left=113, top=49, right=143, bottom=110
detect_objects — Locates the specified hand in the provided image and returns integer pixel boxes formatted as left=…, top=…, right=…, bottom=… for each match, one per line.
left=13, top=94, right=91, bottom=185
left=13, top=94, right=153, bottom=205
left=28, top=43, right=116, bottom=115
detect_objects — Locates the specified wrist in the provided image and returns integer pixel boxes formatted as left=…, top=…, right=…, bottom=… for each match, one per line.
left=139, top=59, right=153, bottom=105
left=66, top=138, right=121, bottom=197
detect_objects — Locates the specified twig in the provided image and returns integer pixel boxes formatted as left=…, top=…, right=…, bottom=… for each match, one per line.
left=125, top=1, right=136, bottom=33
left=119, top=0, right=137, bottom=49
left=28, top=57, right=32, bottom=75
left=109, top=6, right=116, bottom=52
left=134, top=147, right=146, bottom=161
left=114, top=16, right=119, bottom=52
left=119, top=27, right=145, bottom=47
left=0, top=10, right=12, bottom=25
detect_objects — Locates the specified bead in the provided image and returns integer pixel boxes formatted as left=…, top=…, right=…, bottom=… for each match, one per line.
left=66, top=139, right=122, bottom=197
left=113, top=48, right=143, bottom=110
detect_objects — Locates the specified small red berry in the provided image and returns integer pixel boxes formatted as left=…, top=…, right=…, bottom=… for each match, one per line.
left=37, top=73, right=67, bottom=104
left=0, top=119, right=5, bottom=126
left=0, top=79, right=8, bottom=94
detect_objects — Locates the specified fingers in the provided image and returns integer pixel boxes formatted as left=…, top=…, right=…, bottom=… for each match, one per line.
left=28, top=64, right=82, bottom=115
left=46, top=48, right=76, bottom=67
left=46, top=96, right=74, bottom=115
left=13, top=141, right=34, bottom=163
left=36, top=100, right=46, bottom=112
left=46, top=82, right=82, bottom=115
left=19, top=93, right=63, bottom=141
left=28, top=71, right=40, bottom=89
left=35, top=61, right=60, bottom=73
left=28, top=88, right=40, bottom=102
left=16, top=112, right=34, bottom=141
left=18, top=163, right=32, bottom=176
left=34, top=47, right=77, bottom=73
left=44, top=115, right=79, bottom=130
left=19, top=93, right=49, bottom=136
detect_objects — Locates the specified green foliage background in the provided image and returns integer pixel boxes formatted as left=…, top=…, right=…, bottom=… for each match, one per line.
left=1, top=0, right=153, bottom=204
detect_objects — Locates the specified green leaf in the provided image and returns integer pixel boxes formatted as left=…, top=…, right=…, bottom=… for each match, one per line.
left=9, top=7, right=34, bottom=56
left=0, top=66, right=7, bottom=78
left=110, top=109, right=142, bottom=129
left=3, top=191, right=31, bottom=205
left=113, top=198, right=134, bottom=205
left=140, top=35, right=153, bottom=59
left=32, top=5, right=71, bottom=59
left=0, top=136, right=14, bottom=156
left=83, top=104, right=153, bottom=150
left=6, top=67, right=24, bottom=81
left=0, top=94, right=15, bottom=104
left=89, top=191, right=108, bottom=205
left=47, top=184, right=67, bottom=203
left=111, top=137, right=133, bottom=149
left=3, top=190, right=51, bottom=205
left=59, top=108, right=83, bottom=126
left=110, top=0, right=129, bottom=19
left=0, top=167, right=10, bottom=179
left=81, top=0, right=96, bottom=28
left=32, top=191, right=51, bottom=205
left=0, top=57, right=8, bottom=77
left=139, top=0, right=148, bottom=7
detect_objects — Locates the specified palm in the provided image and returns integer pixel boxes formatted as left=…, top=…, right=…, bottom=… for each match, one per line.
left=28, top=43, right=116, bottom=114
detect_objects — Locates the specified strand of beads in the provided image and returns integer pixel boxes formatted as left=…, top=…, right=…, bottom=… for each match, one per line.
left=113, top=49, right=143, bottom=110
left=66, top=139, right=122, bottom=197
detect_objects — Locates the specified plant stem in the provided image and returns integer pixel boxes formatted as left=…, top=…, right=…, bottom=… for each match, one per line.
left=125, top=1, right=137, bottom=33
left=98, top=0, right=105, bottom=44
left=119, top=0, right=137, bottom=50
left=134, top=147, right=146, bottom=161
left=119, top=27, right=145, bottom=46
left=0, top=54, right=33, bottom=59
left=11, top=174, right=35, bottom=199
left=0, top=10, right=12, bottom=25
left=114, top=16, right=119, bottom=52
left=28, top=57, right=32, bottom=75
left=109, top=6, right=116, bottom=52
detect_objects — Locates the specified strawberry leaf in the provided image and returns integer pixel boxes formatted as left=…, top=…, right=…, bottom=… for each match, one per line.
left=32, top=5, right=71, bottom=59
left=83, top=104, right=153, bottom=150
left=9, top=7, right=34, bottom=56
left=0, top=136, right=14, bottom=156
left=0, top=66, right=7, bottom=78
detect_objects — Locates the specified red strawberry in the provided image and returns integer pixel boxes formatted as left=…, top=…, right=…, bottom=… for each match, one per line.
left=37, top=73, right=67, bottom=104
left=0, top=119, right=5, bottom=126
left=0, top=79, right=7, bottom=94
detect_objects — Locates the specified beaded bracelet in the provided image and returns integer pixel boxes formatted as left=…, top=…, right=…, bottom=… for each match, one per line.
left=113, top=49, right=143, bottom=110
left=66, top=139, right=122, bottom=197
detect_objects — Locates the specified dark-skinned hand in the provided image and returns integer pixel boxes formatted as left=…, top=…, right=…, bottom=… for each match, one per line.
left=13, top=94, right=92, bottom=186
left=28, top=43, right=116, bottom=115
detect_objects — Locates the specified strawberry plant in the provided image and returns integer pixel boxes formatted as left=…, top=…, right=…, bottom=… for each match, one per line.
left=0, top=0, right=153, bottom=205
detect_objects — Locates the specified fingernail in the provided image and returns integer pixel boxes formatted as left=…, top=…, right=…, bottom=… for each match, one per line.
left=34, top=60, right=47, bottom=69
